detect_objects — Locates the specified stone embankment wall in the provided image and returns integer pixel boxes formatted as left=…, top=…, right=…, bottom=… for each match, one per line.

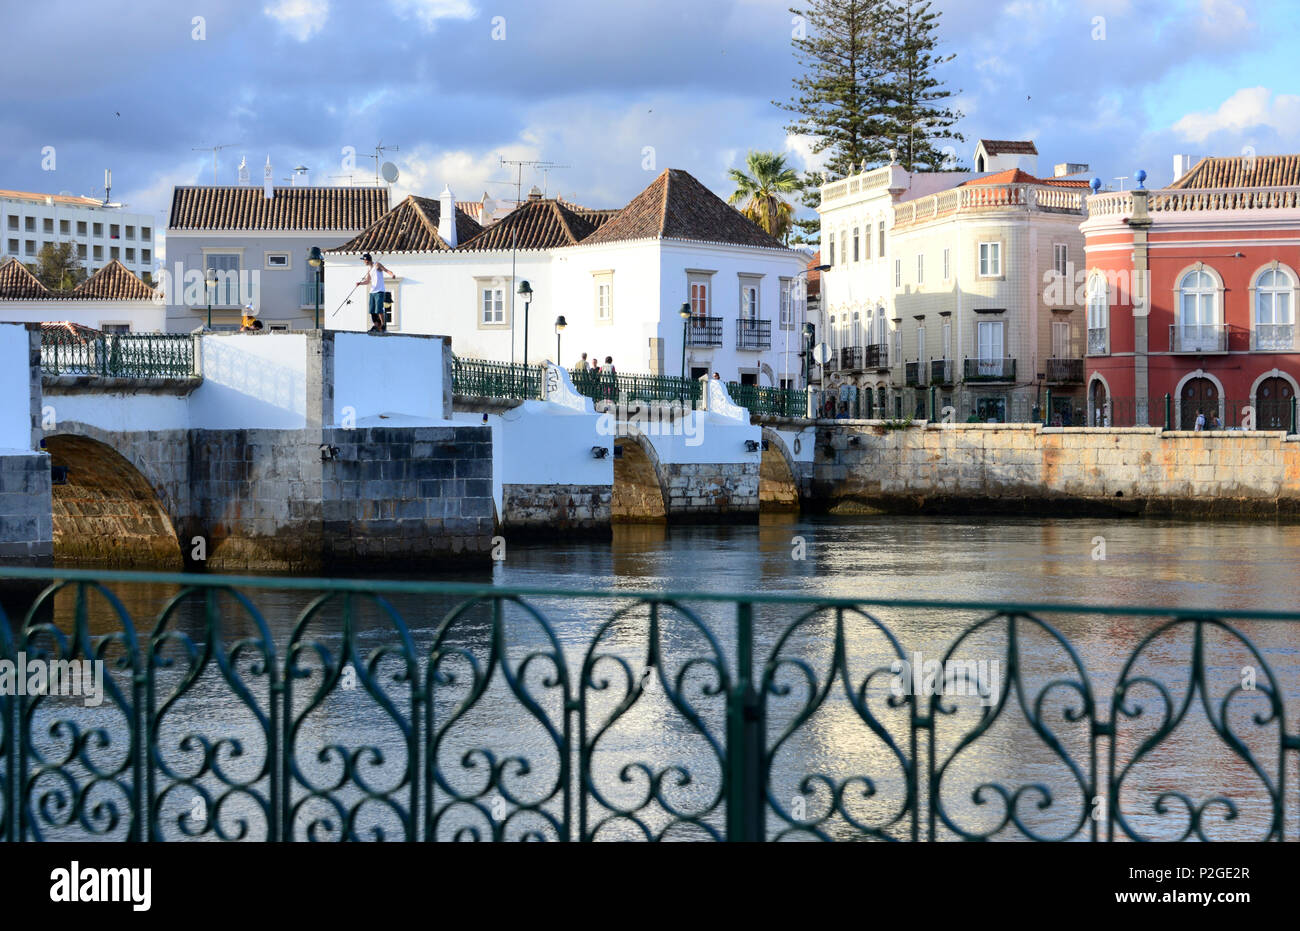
left=812, top=423, right=1300, bottom=516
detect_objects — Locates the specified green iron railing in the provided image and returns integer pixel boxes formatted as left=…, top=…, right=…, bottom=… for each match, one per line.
left=41, top=332, right=197, bottom=379
left=570, top=370, right=701, bottom=408
left=1, top=566, right=1298, bottom=842
left=451, top=356, right=542, bottom=401
left=727, top=382, right=807, bottom=419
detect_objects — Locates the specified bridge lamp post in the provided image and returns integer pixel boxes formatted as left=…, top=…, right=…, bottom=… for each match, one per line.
left=679, top=303, right=691, bottom=379
left=204, top=267, right=217, bottom=330
left=308, top=246, right=325, bottom=330
left=802, top=322, right=815, bottom=391
left=554, top=315, right=566, bottom=365
left=518, top=280, right=533, bottom=365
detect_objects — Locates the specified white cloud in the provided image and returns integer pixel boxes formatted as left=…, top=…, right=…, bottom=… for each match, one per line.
left=388, top=0, right=476, bottom=31
left=1171, top=86, right=1300, bottom=144
left=263, top=0, right=330, bottom=42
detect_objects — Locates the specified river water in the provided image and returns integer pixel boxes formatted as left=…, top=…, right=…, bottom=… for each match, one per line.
left=11, top=515, right=1300, bottom=842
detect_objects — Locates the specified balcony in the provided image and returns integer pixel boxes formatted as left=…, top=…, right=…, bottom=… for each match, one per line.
left=300, top=280, right=325, bottom=308
left=1169, top=324, right=1228, bottom=353
left=1087, top=327, right=1109, bottom=356
left=736, top=317, right=771, bottom=351
left=685, top=315, right=723, bottom=348
left=838, top=346, right=864, bottom=372
left=864, top=343, right=890, bottom=371
left=905, top=361, right=927, bottom=387
left=930, top=359, right=954, bottom=385
left=964, top=357, right=1017, bottom=382
left=1253, top=324, right=1295, bottom=352
left=1046, top=357, right=1084, bottom=384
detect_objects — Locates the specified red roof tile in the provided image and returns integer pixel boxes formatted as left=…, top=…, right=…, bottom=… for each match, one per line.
left=326, top=195, right=484, bottom=253
left=169, top=185, right=389, bottom=230
left=457, top=199, right=602, bottom=252
left=0, top=258, right=52, bottom=299
left=72, top=260, right=157, bottom=301
left=1168, top=154, right=1300, bottom=189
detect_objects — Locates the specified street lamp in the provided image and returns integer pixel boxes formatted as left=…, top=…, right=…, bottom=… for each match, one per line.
left=555, top=314, right=566, bottom=364
left=679, top=302, right=691, bottom=381
left=789, top=264, right=830, bottom=389
left=518, top=280, right=533, bottom=364
left=803, top=322, right=815, bottom=391
left=307, top=246, right=324, bottom=330
left=204, top=267, right=217, bottom=329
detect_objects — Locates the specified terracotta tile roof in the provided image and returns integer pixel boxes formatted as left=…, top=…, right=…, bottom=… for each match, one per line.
left=457, top=199, right=603, bottom=252
left=1168, top=154, right=1300, bottom=189
left=979, top=140, right=1038, bottom=156
left=581, top=169, right=788, bottom=249
left=806, top=252, right=821, bottom=298
left=557, top=198, right=620, bottom=228
left=72, top=259, right=157, bottom=301
left=457, top=201, right=485, bottom=223
left=326, top=195, right=484, bottom=254
left=0, top=258, right=52, bottom=299
left=962, top=168, right=1089, bottom=188
left=0, top=257, right=157, bottom=301
left=169, top=185, right=389, bottom=230
left=0, top=189, right=103, bottom=207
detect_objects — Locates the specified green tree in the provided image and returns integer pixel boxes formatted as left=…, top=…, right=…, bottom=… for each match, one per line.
left=881, top=0, right=964, bottom=171
left=791, top=170, right=825, bottom=246
left=35, top=242, right=86, bottom=291
left=778, top=0, right=896, bottom=177
left=727, top=151, right=802, bottom=243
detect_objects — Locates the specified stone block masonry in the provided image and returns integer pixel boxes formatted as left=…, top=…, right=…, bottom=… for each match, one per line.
left=810, top=422, right=1300, bottom=518
left=502, top=484, right=611, bottom=536
left=660, top=461, right=760, bottom=521
left=0, top=454, right=52, bottom=565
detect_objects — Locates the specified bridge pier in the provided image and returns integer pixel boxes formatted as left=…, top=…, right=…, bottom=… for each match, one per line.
left=0, top=325, right=51, bottom=566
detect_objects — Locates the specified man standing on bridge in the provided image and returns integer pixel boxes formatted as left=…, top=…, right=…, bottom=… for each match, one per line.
left=357, top=254, right=399, bottom=333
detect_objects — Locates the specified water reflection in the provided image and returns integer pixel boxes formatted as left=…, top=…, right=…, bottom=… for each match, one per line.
left=6, top=515, right=1300, bottom=841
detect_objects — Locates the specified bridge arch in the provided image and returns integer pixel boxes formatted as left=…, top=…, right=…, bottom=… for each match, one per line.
left=45, top=432, right=184, bottom=568
left=759, top=428, right=800, bottom=512
left=611, top=431, right=668, bottom=523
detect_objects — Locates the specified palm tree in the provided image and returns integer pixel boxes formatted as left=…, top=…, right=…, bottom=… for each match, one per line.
left=727, top=151, right=801, bottom=244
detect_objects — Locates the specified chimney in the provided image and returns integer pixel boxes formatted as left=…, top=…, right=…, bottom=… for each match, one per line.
left=263, top=156, right=274, bottom=199
left=237, top=156, right=250, bottom=186
left=438, top=185, right=458, bottom=248
left=528, top=185, right=543, bottom=202
left=293, top=165, right=310, bottom=187
left=1054, top=163, right=1089, bottom=178
left=1172, top=154, right=1196, bottom=183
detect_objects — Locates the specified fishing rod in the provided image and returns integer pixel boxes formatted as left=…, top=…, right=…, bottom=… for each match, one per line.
left=328, top=283, right=361, bottom=319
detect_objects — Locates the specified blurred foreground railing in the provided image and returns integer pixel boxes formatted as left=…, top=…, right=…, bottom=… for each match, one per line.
left=1, top=567, right=1298, bottom=842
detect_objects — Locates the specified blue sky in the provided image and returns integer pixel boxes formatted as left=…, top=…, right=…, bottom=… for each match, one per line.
left=2, top=0, right=1296, bottom=250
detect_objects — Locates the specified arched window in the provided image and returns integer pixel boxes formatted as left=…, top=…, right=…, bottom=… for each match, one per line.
left=1176, top=269, right=1223, bottom=352
left=1086, top=274, right=1108, bottom=355
left=1255, top=268, right=1294, bottom=351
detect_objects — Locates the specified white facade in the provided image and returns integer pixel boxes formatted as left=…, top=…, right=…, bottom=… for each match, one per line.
left=0, top=191, right=156, bottom=280
left=324, top=240, right=805, bottom=384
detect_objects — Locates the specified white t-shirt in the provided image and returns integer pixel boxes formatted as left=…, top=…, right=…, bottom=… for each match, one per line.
left=371, top=267, right=385, bottom=293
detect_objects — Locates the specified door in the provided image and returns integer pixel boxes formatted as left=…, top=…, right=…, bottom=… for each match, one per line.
left=1090, top=379, right=1109, bottom=426
left=977, top=320, right=1004, bottom=378
left=1180, top=377, right=1219, bottom=430
left=1256, top=376, right=1294, bottom=430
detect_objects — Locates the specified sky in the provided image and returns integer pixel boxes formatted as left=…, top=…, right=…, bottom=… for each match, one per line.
left=2, top=0, right=1297, bottom=257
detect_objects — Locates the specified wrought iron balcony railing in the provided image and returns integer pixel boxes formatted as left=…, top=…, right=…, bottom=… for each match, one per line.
left=864, top=343, right=890, bottom=371
left=1045, top=357, right=1084, bottom=383
left=838, top=346, right=864, bottom=372
left=41, top=331, right=197, bottom=379
left=930, top=359, right=954, bottom=385
left=736, top=317, right=772, bottom=351
left=1253, top=324, right=1295, bottom=352
left=963, top=357, right=1017, bottom=382
left=1170, top=324, right=1228, bottom=353
left=1087, top=327, right=1109, bottom=356
left=2, top=566, right=1300, bottom=842
left=685, top=315, right=723, bottom=348
left=905, top=361, right=926, bottom=387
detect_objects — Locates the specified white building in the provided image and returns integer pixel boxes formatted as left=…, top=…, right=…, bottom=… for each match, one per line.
left=0, top=257, right=165, bottom=331
left=0, top=187, right=157, bottom=281
left=322, top=169, right=808, bottom=386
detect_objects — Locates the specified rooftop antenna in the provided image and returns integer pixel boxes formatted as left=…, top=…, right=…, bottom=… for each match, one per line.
left=193, top=143, right=241, bottom=184
left=498, top=157, right=568, bottom=365
left=357, top=141, right=400, bottom=185
left=1113, top=176, right=1129, bottom=192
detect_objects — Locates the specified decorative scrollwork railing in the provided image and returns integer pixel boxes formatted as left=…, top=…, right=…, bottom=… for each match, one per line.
left=0, top=567, right=1298, bottom=841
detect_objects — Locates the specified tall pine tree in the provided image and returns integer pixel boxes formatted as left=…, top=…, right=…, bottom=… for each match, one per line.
left=778, top=0, right=896, bottom=179
left=882, top=0, right=964, bottom=171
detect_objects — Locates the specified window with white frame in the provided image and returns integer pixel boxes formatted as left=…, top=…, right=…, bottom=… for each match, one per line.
left=942, top=321, right=952, bottom=360
left=689, top=275, right=711, bottom=317
left=979, top=242, right=1001, bottom=277
left=1053, top=244, right=1068, bottom=277
left=853, top=228, right=860, bottom=262
left=265, top=252, right=290, bottom=269
left=739, top=278, right=760, bottom=320
left=593, top=272, right=613, bottom=322
left=828, top=233, right=835, bottom=267
left=480, top=283, right=506, bottom=325
left=1177, top=268, right=1221, bottom=350
left=895, top=259, right=901, bottom=288
left=1087, top=274, right=1109, bottom=354
left=839, top=233, right=847, bottom=266
left=943, top=248, right=950, bottom=281
left=976, top=319, right=1004, bottom=375
left=917, top=253, right=924, bottom=284
left=878, top=221, right=885, bottom=257
left=779, top=278, right=794, bottom=328
left=1052, top=319, right=1071, bottom=358
left=1255, top=267, right=1294, bottom=350
left=917, top=325, right=925, bottom=363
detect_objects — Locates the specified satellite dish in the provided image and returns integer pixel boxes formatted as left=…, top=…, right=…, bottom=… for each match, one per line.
left=813, top=343, right=832, bottom=365
left=381, top=162, right=400, bottom=184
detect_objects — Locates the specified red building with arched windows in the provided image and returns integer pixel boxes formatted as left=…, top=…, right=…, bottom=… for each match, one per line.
left=1081, top=155, right=1300, bottom=430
